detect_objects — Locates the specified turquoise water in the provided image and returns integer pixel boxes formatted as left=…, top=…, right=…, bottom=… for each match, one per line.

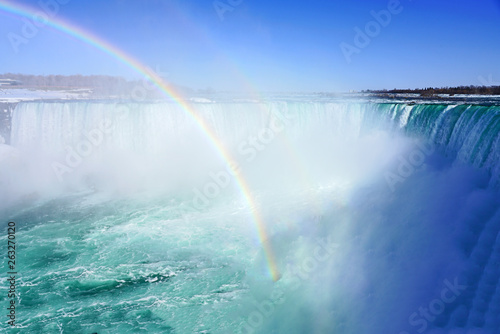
left=2, top=194, right=255, bottom=333
left=3, top=188, right=353, bottom=333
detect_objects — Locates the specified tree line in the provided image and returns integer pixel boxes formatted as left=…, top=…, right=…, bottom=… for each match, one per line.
left=363, top=86, right=500, bottom=96
left=0, top=73, right=194, bottom=98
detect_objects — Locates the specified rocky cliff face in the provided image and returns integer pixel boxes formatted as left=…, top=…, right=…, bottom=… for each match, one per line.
left=0, top=103, right=16, bottom=144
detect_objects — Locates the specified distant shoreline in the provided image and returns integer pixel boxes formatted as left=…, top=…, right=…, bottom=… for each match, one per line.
left=363, top=85, right=500, bottom=96
left=2, top=88, right=500, bottom=105
left=2, top=74, right=500, bottom=97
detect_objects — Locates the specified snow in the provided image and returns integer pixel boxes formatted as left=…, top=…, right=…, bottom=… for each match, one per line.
left=0, top=88, right=91, bottom=103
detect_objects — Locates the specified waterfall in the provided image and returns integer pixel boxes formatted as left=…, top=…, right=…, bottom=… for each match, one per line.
left=2, top=100, right=500, bottom=333
left=10, top=101, right=500, bottom=187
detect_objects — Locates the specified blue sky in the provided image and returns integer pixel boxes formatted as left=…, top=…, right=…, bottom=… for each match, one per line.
left=1, top=0, right=500, bottom=92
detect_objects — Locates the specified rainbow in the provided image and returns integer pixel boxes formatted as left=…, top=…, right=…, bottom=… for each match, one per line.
left=0, top=0, right=281, bottom=281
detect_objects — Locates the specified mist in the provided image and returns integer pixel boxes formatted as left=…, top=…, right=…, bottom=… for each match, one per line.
left=1, top=100, right=498, bottom=332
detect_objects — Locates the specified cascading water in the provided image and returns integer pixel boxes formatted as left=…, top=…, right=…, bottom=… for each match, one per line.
left=0, top=99, right=499, bottom=333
